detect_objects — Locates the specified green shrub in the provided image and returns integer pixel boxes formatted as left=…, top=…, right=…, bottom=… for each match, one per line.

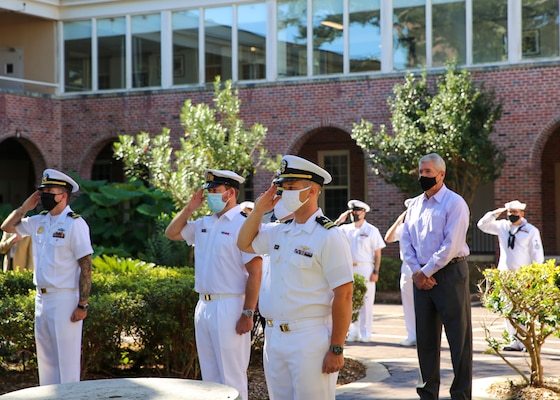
left=352, top=274, right=367, bottom=322
left=480, top=260, right=560, bottom=387
left=377, top=257, right=402, bottom=292
left=0, top=257, right=200, bottom=379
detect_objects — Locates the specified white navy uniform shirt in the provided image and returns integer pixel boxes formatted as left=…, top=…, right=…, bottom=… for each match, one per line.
left=181, top=205, right=258, bottom=294
left=340, top=221, right=386, bottom=264
left=251, top=209, right=353, bottom=321
left=16, top=205, right=93, bottom=289
left=477, top=214, right=544, bottom=271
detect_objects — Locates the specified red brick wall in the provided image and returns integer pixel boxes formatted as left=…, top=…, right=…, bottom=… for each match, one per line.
left=2, top=63, right=560, bottom=254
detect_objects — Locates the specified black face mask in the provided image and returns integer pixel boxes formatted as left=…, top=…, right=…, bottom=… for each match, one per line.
left=508, top=215, right=521, bottom=223
left=419, top=176, right=437, bottom=192
left=40, top=192, right=60, bottom=211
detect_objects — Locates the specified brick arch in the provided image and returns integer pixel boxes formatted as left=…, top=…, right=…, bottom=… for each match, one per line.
left=0, top=137, right=45, bottom=206
left=78, top=137, right=121, bottom=179
left=536, top=117, right=560, bottom=254
left=283, top=125, right=367, bottom=217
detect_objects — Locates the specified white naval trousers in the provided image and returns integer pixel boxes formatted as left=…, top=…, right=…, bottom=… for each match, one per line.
left=399, top=271, right=416, bottom=341
left=194, top=295, right=250, bottom=400
left=348, top=263, right=375, bottom=341
left=35, top=289, right=82, bottom=385
left=263, top=317, right=337, bottom=400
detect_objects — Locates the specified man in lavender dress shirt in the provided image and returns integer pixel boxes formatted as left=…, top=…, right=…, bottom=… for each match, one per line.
left=400, top=153, right=472, bottom=400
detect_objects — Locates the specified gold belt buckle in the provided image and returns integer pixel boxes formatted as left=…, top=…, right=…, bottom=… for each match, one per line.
left=204, top=294, right=212, bottom=301
left=279, top=323, right=290, bottom=332
left=40, top=288, right=47, bottom=294
left=266, top=320, right=274, bottom=327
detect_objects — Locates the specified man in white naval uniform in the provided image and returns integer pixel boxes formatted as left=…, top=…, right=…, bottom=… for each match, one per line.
left=335, top=199, right=386, bottom=343
left=1, top=169, right=93, bottom=385
left=384, top=198, right=417, bottom=347
left=238, top=155, right=354, bottom=400
left=477, top=199, right=544, bottom=351
left=165, top=169, right=261, bottom=400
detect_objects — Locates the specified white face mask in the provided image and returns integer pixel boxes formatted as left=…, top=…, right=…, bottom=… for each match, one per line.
left=281, top=186, right=311, bottom=213
left=273, top=199, right=293, bottom=221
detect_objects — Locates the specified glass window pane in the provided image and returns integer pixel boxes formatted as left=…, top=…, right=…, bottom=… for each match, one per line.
left=349, top=0, right=381, bottom=73
left=131, top=14, right=161, bottom=88
left=205, top=6, right=232, bottom=83
left=173, top=10, right=199, bottom=85
left=238, top=3, right=267, bottom=81
left=432, top=0, right=466, bottom=67
left=522, top=0, right=559, bottom=60
left=473, top=0, right=507, bottom=64
left=394, top=0, right=426, bottom=69
left=313, top=0, right=343, bottom=75
left=277, top=0, right=307, bottom=77
left=64, top=20, right=92, bottom=92
left=97, top=17, right=126, bottom=90
left=322, top=153, right=349, bottom=219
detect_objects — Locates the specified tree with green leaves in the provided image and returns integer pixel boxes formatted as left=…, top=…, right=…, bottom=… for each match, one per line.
left=351, top=63, right=505, bottom=205
left=114, top=77, right=278, bottom=213
left=480, top=260, right=560, bottom=387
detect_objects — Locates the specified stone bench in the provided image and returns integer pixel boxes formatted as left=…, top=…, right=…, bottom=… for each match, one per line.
left=0, top=378, right=241, bottom=400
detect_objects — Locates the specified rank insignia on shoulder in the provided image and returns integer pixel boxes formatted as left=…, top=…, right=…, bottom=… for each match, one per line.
left=315, top=216, right=335, bottom=229
left=67, top=212, right=81, bottom=219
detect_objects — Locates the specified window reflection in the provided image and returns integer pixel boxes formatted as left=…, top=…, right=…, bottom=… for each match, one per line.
left=394, top=0, right=425, bottom=69
left=313, top=0, right=343, bottom=75
left=64, top=21, right=92, bottom=92
left=205, top=6, right=232, bottom=83
left=132, top=14, right=161, bottom=88
left=277, top=0, right=307, bottom=77
left=522, top=0, right=559, bottom=60
left=473, top=0, right=507, bottom=64
left=238, top=3, right=267, bottom=81
left=173, top=10, right=199, bottom=85
left=98, top=17, right=126, bottom=89
left=432, top=0, right=466, bottom=67
left=349, top=0, right=380, bottom=73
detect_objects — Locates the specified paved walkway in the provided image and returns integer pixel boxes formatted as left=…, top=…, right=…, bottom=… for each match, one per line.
left=336, top=303, right=560, bottom=399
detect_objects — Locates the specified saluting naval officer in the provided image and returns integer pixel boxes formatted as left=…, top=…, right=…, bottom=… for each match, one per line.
left=477, top=199, right=544, bottom=352
left=165, top=169, right=262, bottom=400
left=238, top=155, right=354, bottom=400
left=335, top=199, right=386, bottom=343
left=1, top=169, right=93, bottom=386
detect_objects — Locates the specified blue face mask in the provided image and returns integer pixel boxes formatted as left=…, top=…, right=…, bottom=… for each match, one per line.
left=207, top=192, right=227, bottom=213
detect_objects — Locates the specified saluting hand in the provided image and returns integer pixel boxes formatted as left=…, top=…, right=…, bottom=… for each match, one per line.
left=254, top=184, right=280, bottom=214
left=187, top=189, right=205, bottom=212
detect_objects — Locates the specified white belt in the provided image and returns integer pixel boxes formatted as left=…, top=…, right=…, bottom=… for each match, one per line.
left=266, top=316, right=328, bottom=333
left=38, top=287, right=76, bottom=294
left=198, top=293, right=243, bottom=301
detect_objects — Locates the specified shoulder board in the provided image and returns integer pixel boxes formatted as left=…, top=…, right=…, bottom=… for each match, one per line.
left=316, top=215, right=336, bottom=230
left=67, top=212, right=81, bottom=219
left=39, top=210, right=49, bottom=215
left=240, top=211, right=248, bottom=218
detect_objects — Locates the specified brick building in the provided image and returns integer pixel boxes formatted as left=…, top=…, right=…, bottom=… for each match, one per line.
left=1, top=1, right=559, bottom=259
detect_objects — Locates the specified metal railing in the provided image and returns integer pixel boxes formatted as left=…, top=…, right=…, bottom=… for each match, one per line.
left=0, top=76, right=58, bottom=95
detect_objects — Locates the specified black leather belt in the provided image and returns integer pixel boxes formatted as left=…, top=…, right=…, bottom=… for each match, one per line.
left=447, top=256, right=466, bottom=265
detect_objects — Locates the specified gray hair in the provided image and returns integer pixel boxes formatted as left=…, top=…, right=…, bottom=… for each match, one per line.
left=419, top=153, right=446, bottom=172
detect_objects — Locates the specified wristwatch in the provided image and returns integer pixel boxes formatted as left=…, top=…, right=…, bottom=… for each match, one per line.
left=241, top=309, right=254, bottom=318
left=329, top=344, right=344, bottom=355
left=77, top=303, right=89, bottom=311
